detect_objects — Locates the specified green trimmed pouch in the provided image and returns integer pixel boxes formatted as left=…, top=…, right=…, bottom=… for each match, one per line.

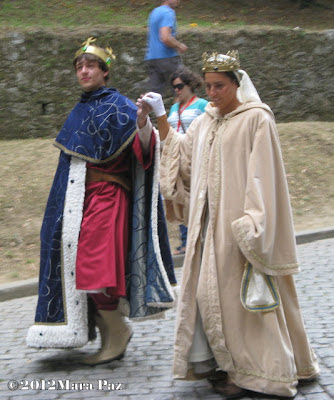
left=241, top=262, right=280, bottom=312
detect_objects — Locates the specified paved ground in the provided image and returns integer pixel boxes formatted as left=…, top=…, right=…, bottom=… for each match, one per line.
left=0, top=237, right=333, bottom=400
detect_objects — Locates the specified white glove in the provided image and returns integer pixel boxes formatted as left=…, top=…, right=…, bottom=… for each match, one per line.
left=141, top=92, right=166, bottom=117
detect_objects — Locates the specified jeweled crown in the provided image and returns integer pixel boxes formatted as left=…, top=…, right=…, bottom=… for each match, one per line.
left=74, top=37, right=116, bottom=69
left=202, top=50, right=240, bottom=73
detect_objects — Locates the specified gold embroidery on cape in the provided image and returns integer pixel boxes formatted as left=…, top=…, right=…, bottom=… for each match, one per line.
left=196, top=116, right=235, bottom=368
left=236, top=366, right=297, bottom=383
left=34, top=236, right=68, bottom=326
left=164, top=128, right=180, bottom=200
left=53, top=128, right=138, bottom=164
left=235, top=220, right=299, bottom=271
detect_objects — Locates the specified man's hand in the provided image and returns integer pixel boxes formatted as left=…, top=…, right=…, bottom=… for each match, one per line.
left=160, top=27, right=188, bottom=54
left=136, top=93, right=152, bottom=129
left=177, top=43, right=188, bottom=54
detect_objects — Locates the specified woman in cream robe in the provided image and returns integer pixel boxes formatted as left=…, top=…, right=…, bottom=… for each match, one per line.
left=136, top=53, right=319, bottom=398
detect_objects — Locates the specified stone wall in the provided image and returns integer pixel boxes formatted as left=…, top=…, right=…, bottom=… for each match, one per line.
left=0, top=28, right=333, bottom=139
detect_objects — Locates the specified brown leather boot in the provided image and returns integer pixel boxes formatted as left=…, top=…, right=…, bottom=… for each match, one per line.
left=212, top=376, right=247, bottom=399
left=185, top=368, right=218, bottom=381
left=82, top=309, right=133, bottom=366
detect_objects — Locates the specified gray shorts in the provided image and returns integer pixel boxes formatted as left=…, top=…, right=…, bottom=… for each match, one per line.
left=146, top=56, right=182, bottom=96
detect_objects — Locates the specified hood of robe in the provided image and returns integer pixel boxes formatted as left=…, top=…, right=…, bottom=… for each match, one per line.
left=204, top=101, right=274, bottom=121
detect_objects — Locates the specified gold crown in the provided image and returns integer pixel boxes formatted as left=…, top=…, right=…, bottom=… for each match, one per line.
left=74, top=37, right=116, bottom=69
left=202, top=50, right=240, bottom=73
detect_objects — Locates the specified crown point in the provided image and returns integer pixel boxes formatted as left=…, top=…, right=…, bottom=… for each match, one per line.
left=74, top=37, right=115, bottom=70
left=202, top=50, right=240, bottom=73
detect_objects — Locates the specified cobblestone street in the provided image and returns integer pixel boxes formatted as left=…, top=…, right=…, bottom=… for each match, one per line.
left=0, top=238, right=333, bottom=400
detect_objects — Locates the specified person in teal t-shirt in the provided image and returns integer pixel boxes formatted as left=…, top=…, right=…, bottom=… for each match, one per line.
left=167, top=66, right=208, bottom=254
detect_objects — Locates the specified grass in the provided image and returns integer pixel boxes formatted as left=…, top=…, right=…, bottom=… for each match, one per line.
left=0, top=122, right=333, bottom=283
left=0, top=0, right=333, bottom=31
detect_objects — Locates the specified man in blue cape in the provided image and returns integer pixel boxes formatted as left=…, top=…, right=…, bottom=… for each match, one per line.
left=27, top=37, right=176, bottom=366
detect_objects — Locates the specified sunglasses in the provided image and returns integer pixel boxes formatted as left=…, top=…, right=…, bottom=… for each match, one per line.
left=173, top=83, right=185, bottom=90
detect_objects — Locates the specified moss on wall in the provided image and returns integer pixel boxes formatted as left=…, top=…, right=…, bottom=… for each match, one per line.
left=0, top=28, right=333, bottom=139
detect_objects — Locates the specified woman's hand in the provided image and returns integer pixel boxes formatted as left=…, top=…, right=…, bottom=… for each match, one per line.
left=138, top=92, right=166, bottom=116
left=136, top=92, right=170, bottom=141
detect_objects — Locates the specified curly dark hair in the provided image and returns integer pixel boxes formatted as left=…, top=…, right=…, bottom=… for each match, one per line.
left=170, top=66, right=204, bottom=93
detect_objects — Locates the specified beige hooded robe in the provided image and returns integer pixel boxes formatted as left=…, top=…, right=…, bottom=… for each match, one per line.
left=160, top=101, right=319, bottom=397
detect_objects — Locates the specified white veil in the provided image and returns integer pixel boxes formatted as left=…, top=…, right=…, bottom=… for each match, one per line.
left=235, top=69, right=261, bottom=103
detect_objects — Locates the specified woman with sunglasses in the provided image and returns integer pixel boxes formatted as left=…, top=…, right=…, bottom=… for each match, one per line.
left=168, top=66, right=208, bottom=255
left=168, top=66, right=208, bottom=135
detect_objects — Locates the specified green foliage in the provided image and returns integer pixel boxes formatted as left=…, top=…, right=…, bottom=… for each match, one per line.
left=0, top=0, right=332, bottom=31
left=0, top=0, right=150, bottom=29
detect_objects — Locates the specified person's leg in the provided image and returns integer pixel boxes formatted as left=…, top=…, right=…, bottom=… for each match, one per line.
left=159, top=56, right=182, bottom=97
left=147, top=57, right=182, bottom=96
left=78, top=183, right=132, bottom=365
left=89, top=293, right=119, bottom=311
left=189, top=307, right=246, bottom=397
left=76, top=182, right=129, bottom=294
left=188, top=307, right=215, bottom=369
left=83, top=293, right=132, bottom=366
left=146, top=59, right=165, bottom=95
left=179, top=224, right=188, bottom=248
left=173, top=224, right=187, bottom=255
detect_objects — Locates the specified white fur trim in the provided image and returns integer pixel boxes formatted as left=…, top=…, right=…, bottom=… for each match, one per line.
left=27, top=157, right=88, bottom=348
left=149, top=128, right=175, bottom=307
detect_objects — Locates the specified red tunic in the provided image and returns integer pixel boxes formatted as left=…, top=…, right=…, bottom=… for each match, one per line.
left=76, top=133, right=155, bottom=297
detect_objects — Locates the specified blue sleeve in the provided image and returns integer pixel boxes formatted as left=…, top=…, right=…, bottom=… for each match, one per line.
left=158, top=9, right=175, bottom=29
left=168, top=102, right=179, bottom=117
left=198, top=99, right=208, bottom=112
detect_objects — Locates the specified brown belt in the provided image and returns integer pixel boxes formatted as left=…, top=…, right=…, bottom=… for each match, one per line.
left=86, top=168, right=131, bottom=192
